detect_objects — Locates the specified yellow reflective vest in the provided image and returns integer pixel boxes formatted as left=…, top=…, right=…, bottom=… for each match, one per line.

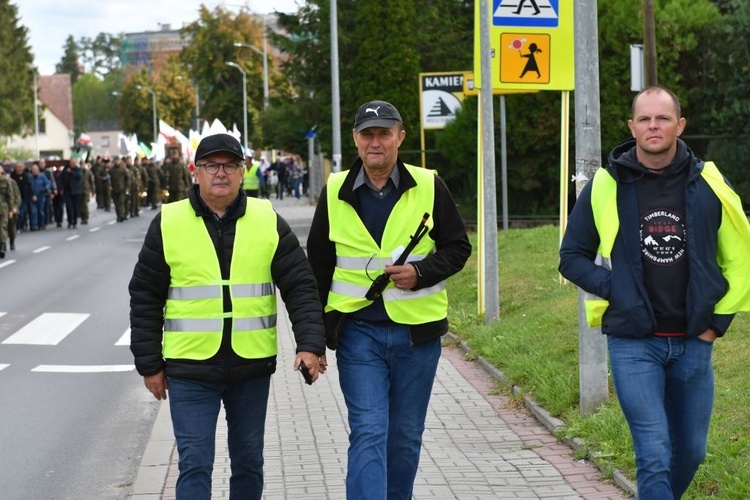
left=585, top=162, right=750, bottom=327
left=325, top=164, right=448, bottom=324
left=243, top=162, right=260, bottom=191
left=161, top=198, right=278, bottom=360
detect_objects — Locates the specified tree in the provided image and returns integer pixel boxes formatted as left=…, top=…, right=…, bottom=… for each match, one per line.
left=181, top=6, right=268, bottom=147
left=115, top=67, right=157, bottom=142
left=0, top=0, right=35, bottom=137
left=78, top=33, right=121, bottom=78
left=55, top=35, right=82, bottom=84
left=153, top=57, right=195, bottom=133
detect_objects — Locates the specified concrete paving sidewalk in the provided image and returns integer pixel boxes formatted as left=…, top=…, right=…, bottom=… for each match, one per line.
left=129, top=195, right=630, bottom=499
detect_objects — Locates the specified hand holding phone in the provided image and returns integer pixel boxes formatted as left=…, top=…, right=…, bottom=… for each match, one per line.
left=298, top=361, right=313, bottom=385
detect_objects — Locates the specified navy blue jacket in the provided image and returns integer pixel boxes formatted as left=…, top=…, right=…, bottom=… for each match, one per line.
left=559, top=141, right=733, bottom=338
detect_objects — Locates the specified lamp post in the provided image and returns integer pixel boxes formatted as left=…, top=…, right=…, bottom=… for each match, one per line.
left=226, top=62, right=249, bottom=152
left=136, top=85, right=158, bottom=143
left=176, top=76, right=201, bottom=130
left=32, top=69, right=40, bottom=159
left=234, top=41, right=268, bottom=110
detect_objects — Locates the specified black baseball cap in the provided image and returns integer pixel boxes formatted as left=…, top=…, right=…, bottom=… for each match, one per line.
left=353, top=100, right=402, bottom=132
left=195, top=133, right=244, bottom=161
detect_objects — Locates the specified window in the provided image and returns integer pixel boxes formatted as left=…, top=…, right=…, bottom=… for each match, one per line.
left=39, top=118, right=46, bottom=134
left=101, top=136, right=110, bottom=147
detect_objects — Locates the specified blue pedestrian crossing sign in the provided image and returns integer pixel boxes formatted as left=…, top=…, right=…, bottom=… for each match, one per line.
left=493, top=0, right=559, bottom=28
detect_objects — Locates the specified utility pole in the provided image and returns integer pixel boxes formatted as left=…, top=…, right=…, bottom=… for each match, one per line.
left=642, top=0, right=658, bottom=86
left=330, top=0, right=342, bottom=172
left=574, top=0, right=609, bottom=415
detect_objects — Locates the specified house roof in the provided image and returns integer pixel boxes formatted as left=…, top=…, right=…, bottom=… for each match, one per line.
left=39, top=74, right=74, bottom=131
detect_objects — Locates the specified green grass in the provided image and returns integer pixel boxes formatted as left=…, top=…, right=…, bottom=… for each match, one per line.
left=446, top=226, right=750, bottom=499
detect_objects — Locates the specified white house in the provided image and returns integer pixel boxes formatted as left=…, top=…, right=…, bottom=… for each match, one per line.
left=5, top=74, right=75, bottom=160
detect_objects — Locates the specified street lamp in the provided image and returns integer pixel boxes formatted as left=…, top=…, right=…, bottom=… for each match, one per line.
left=226, top=62, right=249, bottom=152
left=32, top=68, right=40, bottom=159
left=235, top=40, right=269, bottom=109
left=136, top=85, right=158, bottom=144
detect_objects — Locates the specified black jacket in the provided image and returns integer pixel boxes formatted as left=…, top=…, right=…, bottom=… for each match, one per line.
left=129, top=185, right=326, bottom=381
left=307, top=158, right=472, bottom=348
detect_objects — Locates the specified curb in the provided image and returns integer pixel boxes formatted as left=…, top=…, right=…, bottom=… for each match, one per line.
left=445, top=332, right=637, bottom=498
left=129, top=401, right=175, bottom=499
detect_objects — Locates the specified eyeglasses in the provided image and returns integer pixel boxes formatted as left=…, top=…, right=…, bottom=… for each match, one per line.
left=195, top=162, right=244, bottom=174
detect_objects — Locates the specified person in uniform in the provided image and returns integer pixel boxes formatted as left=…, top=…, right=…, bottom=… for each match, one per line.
left=97, top=157, right=112, bottom=212
left=110, top=156, right=129, bottom=222
left=80, top=161, right=96, bottom=225
left=127, top=156, right=142, bottom=218
left=0, top=169, right=14, bottom=258
left=167, top=150, right=191, bottom=203
left=145, top=158, right=160, bottom=209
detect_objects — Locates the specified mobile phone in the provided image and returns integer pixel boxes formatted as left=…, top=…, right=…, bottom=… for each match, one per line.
left=298, top=361, right=313, bottom=385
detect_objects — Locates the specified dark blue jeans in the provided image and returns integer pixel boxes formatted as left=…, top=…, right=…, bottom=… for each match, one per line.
left=608, top=336, right=714, bottom=499
left=336, top=318, right=441, bottom=500
left=168, top=375, right=271, bottom=500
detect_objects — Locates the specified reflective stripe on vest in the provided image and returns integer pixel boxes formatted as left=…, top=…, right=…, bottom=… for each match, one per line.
left=161, top=198, right=279, bottom=360
left=243, top=163, right=260, bottom=190
left=587, top=162, right=750, bottom=327
left=325, top=164, right=448, bottom=324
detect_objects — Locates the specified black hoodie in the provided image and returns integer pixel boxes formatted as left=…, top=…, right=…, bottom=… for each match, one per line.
left=608, top=138, right=692, bottom=334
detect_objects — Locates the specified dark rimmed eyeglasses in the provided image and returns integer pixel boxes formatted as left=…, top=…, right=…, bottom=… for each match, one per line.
left=195, top=162, right=244, bottom=174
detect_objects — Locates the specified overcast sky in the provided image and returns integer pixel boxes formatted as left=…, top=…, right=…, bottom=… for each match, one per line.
left=16, top=0, right=302, bottom=75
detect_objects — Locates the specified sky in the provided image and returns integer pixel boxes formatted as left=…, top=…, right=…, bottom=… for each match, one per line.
left=16, top=0, right=302, bottom=75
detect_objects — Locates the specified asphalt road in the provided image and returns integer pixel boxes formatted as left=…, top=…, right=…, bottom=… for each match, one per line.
left=0, top=206, right=159, bottom=500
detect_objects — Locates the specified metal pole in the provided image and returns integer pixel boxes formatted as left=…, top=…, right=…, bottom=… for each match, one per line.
left=226, top=62, right=249, bottom=152
left=330, top=0, right=342, bottom=172
left=151, top=91, right=157, bottom=144
left=574, top=0, right=609, bottom=415
left=262, top=28, right=269, bottom=109
left=500, top=95, right=508, bottom=231
left=195, top=85, right=200, bottom=131
left=479, top=0, right=499, bottom=323
left=33, top=69, right=40, bottom=159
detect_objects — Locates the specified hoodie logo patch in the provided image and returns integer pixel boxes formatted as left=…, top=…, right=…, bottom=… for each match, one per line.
left=640, top=209, right=686, bottom=265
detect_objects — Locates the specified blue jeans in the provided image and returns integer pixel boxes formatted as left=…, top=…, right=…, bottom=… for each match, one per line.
left=168, top=375, right=271, bottom=500
left=336, top=318, right=441, bottom=500
left=608, top=336, right=714, bottom=499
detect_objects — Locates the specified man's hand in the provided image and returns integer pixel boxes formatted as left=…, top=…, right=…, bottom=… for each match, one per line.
left=385, top=263, right=418, bottom=290
left=294, top=352, right=325, bottom=383
left=698, top=328, right=718, bottom=343
left=143, top=371, right=168, bottom=400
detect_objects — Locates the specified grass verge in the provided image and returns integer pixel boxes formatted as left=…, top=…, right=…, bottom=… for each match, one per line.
left=446, top=226, right=750, bottom=499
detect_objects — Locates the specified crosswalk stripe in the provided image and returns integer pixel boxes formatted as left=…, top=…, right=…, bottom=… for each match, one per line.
left=31, top=365, right=135, bottom=373
left=2, top=313, right=90, bottom=345
left=116, top=328, right=130, bottom=346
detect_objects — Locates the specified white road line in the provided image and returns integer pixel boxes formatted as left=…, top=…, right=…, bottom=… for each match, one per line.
left=0, top=312, right=6, bottom=318
left=2, top=313, right=89, bottom=345
left=32, top=246, right=51, bottom=254
left=108, top=220, right=117, bottom=225
left=66, top=235, right=80, bottom=241
left=31, top=365, right=135, bottom=373
left=0, top=364, right=9, bottom=371
left=0, top=260, right=15, bottom=269
left=89, top=227, right=101, bottom=232
left=116, top=328, right=130, bottom=346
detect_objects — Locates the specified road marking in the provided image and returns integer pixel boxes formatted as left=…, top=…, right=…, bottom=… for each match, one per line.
left=2, top=313, right=89, bottom=345
left=0, top=312, right=6, bottom=318
left=116, top=328, right=130, bottom=346
left=0, top=260, right=15, bottom=269
left=90, top=227, right=101, bottom=233
left=32, top=246, right=51, bottom=254
left=31, top=365, right=135, bottom=373
left=108, top=220, right=117, bottom=225
left=0, top=364, right=9, bottom=371
left=66, top=235, right=80, bottom=241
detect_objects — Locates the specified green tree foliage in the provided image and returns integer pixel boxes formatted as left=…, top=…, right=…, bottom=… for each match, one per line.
left=55, top=35, right=82, bottom=84
left=0, top=0, right=35, bottom=137
left=153, top=57, right=195, bottom=133
left=72, top=70, right=123, bottom=135
left=78, top=33, right=121, bottom=78
left=180, top=6, right=267, bottom=147
left=115, top=67, right=157, bottom=142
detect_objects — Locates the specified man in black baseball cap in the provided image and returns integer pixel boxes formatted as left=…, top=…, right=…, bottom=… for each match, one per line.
left=353, top=99, right=403, bottom=132
left=194, top=133, right=245, bottom=162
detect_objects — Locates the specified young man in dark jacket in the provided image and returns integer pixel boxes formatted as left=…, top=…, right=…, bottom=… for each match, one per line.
left=129, top=133, right=326, bottom=499
left=560, top=86, right=750, bottom=499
